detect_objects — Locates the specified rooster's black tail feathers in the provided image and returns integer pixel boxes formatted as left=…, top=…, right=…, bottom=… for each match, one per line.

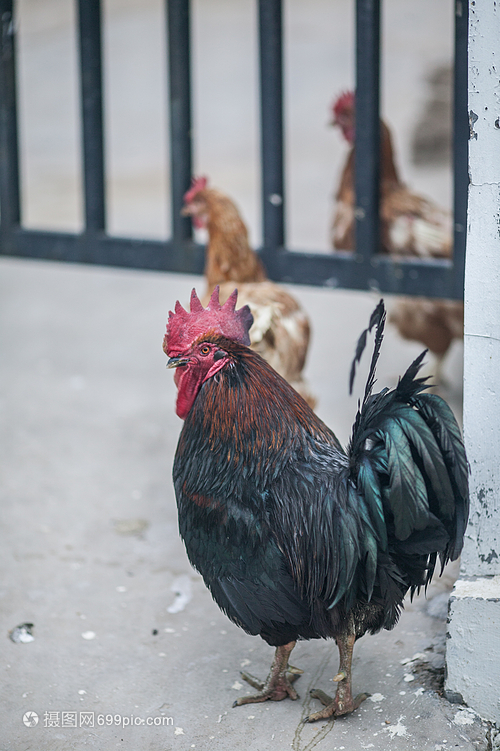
left=347, top=300, right=469, bottom=605
left=349, top=298, right=386, bottom=397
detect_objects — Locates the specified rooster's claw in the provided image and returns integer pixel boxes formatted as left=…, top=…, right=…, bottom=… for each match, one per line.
left=232, top=642, right=301, bottom=707
left=306, top=690, right=370, bottom=722
left=239, top=671, right=265, bottom=691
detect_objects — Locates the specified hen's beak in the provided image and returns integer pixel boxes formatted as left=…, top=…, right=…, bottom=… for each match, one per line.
left=166, top=356, right=190, bottom=369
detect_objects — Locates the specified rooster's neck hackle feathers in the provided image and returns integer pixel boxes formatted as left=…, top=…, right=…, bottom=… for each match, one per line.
left=175, top=341, right=341, bottom=499
left=196, top=342, right=336, bottom=451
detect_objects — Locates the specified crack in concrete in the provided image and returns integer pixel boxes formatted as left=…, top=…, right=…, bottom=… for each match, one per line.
left=469, top=181, right=500, bottom=187
left=464, top=333, right=500, bottom=343
left=292, top=649, right=335, bottom=751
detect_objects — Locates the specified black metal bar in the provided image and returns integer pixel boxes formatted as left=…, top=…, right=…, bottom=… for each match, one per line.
left=452, top=0, right=468, bottom=300
left=167, top=0, right=192, bottom=252
left=354, top=0, right=381, bottom=260
left=0, top=227, right=460, bottom=299
left=258, top=0, right=285, bottom=259
left=0, top=0, right=21, bottom=236
left=275, top=249, right=454, bottom=298
left=1, top=227, right=205, bottom=273
left=77, top=0, right=106, bottom=232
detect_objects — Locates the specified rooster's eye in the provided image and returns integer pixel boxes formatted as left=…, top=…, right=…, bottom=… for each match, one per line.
left=200, top=345, right=211, bottom=356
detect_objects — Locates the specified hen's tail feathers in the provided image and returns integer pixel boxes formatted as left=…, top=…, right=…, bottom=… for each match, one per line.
left=348, top=301, right=469, bottom=602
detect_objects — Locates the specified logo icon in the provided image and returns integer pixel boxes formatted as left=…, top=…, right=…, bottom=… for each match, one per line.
left=23, top=711, right=39, bottom=727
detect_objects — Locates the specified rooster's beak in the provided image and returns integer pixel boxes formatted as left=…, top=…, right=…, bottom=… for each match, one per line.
left=166, top=356, right=190, bottom=369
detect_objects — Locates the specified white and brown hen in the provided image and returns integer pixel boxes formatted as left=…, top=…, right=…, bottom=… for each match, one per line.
left=182, top=177, right=316, bottom=408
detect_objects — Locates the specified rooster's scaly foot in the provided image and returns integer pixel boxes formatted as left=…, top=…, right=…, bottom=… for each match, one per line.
left=239, top=664, right=302, bottom=692
left=305, top=619, right=369, bottom=722
left=233, top=670, right=300, bottom=706
left=306, top=688, right=369, bottom=722
left=232, top=642, right=300, bottom=707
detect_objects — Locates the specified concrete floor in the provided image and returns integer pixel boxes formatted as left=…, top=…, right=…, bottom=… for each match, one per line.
left=2, top=0, right=493, bottom=748
left=1, top=257, right=489, bottom=751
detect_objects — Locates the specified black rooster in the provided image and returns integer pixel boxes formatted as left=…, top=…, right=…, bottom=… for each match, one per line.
left=164, top=289, right=468, bottom=722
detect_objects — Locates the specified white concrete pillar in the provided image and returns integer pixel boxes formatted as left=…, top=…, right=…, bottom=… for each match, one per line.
left=445, top=0, right=500, bottom=724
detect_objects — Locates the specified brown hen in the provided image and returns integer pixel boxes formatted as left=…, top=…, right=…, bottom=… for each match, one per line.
left=330, top=91, right=463, bottom=375
left=330, top=91, right=453, bottom=258
left=182, top=177, right=316, bottom=408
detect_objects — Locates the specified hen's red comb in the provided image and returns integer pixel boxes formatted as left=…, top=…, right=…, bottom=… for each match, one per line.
left=183, top=176, right=208, bottom=204
left=332, top=90, right=354, bottom=119
left=164, top=287, right=253, bottom=355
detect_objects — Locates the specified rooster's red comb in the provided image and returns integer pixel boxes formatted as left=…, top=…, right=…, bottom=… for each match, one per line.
left=183, top=176, right=208, bottom=204
left=164, top=287, right=253, bottom=355
left=332, top=90, right=354, bottom=119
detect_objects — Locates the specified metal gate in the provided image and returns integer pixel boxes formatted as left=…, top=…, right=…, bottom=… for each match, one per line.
left=0, top=0, right=467, bottom=299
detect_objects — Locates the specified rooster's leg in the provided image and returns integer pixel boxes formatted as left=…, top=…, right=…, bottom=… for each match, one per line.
left=306, top=625, right=369, bottom=722
left=233, top=641, right=302, bottom=706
